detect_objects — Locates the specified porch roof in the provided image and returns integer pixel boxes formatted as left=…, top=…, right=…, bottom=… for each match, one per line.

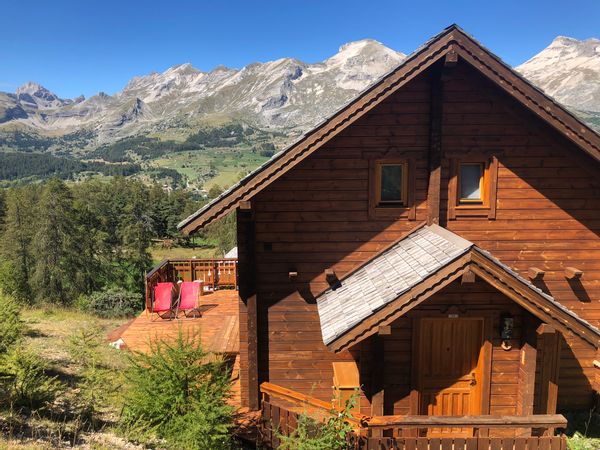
left=316, top=224, right=600, bottom=352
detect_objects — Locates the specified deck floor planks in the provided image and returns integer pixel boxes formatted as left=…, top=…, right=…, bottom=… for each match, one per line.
left=116, top=290, right=240, bottom=354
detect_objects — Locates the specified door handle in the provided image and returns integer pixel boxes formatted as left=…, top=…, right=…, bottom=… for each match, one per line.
left=469, top=372, right=477, bottom=386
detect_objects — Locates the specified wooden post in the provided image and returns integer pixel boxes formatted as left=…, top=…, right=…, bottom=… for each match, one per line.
left=427, top=63, right=443, bottom=226
left=536, top=324, right=561, bottom=435
left=238, top=209, right=260, bottom=410
left=370, top=335, right=385, bottom=437
left=517, top=316, right=538, bottom=436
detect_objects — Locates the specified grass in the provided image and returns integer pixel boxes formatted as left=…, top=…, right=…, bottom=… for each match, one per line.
left=150, top=146, right=271, bottom=190
left=0, top=307, right=138, bottom=449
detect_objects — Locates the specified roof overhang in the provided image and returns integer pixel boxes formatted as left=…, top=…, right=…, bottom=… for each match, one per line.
left=316, top=225, right=600, bottom=353
left=178, top=24, right=600, bottom=234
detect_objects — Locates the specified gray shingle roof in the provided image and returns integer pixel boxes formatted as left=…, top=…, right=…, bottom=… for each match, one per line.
left=317, top=224, right=472, bottom=344
left=316, top=224, right=600, bottom=346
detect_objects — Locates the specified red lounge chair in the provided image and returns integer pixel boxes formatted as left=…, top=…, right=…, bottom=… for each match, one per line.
left=177, top=281, right=202, bottom=318
left=152, top=282, right=175, bottom=319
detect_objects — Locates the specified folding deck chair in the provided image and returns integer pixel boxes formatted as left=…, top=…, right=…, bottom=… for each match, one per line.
left=151, top=282, right=176, bottom=319
left=176, top=281, right=203, bottom=318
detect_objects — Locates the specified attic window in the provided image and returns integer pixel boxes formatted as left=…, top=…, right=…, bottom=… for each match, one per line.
left=368, top=158, right=416, bottom=220
left=448, top=156, right=499, bottom=220
left=376, top=161, right=408, bottom=207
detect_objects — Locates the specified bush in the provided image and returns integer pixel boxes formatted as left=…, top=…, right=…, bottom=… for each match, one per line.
left=0, top=292, right=24, bottom=354
left=79, top=288, right=142, bottom=318
left=276, top=394, right=357, bottom=450
left=568, top=433, right=600, bottom=450
left=0, top=345, right=61, bottom=410
left=565, top=410, right=600, bottom=450
left=120, top=332, right=234, bottom=450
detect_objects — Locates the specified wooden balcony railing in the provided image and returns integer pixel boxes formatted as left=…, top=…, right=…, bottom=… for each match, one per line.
left=259, top=382, right=568, bottom=450
left=145, top=258, right=238, bottom=310
left=260, top=381, right=365, bottom=426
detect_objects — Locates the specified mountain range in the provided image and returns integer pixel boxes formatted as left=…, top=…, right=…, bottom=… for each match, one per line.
left=1, top=35, right=599, bottom=156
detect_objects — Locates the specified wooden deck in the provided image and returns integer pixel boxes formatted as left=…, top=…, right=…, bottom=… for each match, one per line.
left=114, top=290, right=239, bottom=354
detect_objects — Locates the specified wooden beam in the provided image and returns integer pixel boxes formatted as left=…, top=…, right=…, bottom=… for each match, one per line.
left=536, top=323, right=556, bottom=335
left=378, top=325, right=391, bottom=336
left=364, top=414, right=567, bottom=429
left=427, top=64, right=443, bottom=226
left=325, top=268, right=339, bottom=287
left=461, top=268, right=476, bottom=284
left=370, top=335, right=385, bottom=435
left=237, top=210, right=259, bottom=410
left=595, top=350, right=600, bottom=400
left=528, top=267, right=545, bottom=281
left=565, top=267, right=583, bottom=279
left=239, top=200, right=252, bottom=210
left=517, top=315, right=538, bottom=436
left=444, top=49, right=458, bottom=67
left=537, top=326, right=561, bottom=431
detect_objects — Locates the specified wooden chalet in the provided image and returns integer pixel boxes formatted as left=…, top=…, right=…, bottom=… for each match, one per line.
left=177, top=25, right=600, bottom=448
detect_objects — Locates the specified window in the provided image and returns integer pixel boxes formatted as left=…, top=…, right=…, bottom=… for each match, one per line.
left=376, top=162, right=408, bottom=206
left=368, top=158, right=415, bottom=220
left=448, top=156, right=498, bottom=220
left=458, top=163, right=484, bottom=203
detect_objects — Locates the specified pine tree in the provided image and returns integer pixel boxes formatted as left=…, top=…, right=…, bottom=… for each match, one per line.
left=0, top=189, right=6, bottom=233
left=72, top=183, right=110, bottom=294
left=118, top=182, right=153, bottom=291
left=31, top=179, right=82, bottom=304
left=0, top=187, right=37, bottom=300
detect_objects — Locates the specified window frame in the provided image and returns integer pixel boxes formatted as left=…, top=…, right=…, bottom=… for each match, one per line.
left=375, top=161, right=409, bottom=207
left=368, top=158, right=416, bottom=220
left=448, top=155, right=498, bottom=219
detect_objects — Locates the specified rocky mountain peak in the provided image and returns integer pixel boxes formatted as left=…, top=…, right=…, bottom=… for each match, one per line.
left=517, top=35, right=600, bottom=112
left=1, top=35, right=599, bottom=148
left=15, top=82, right=64, bottom=109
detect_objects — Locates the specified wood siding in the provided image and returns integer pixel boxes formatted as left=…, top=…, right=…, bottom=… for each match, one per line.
left=237, top=59, right=600, bottom=411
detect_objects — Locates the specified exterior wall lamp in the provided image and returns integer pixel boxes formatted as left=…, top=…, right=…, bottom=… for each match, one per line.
left=501, top=314, right=514, bottom=351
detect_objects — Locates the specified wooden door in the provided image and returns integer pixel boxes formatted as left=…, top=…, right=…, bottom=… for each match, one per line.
left=417, top=318, right=485, bottom=436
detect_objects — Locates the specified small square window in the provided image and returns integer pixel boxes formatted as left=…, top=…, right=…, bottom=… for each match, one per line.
left=459, top=163, right=484, bottom=203
left=376, top=162, right=408, bottom=207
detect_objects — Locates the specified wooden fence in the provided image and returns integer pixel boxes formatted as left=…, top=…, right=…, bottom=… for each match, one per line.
left=145, top=258, right=238, bottom=310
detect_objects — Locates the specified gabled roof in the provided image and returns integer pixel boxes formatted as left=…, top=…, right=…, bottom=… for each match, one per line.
left=317, top=224, right=600, bottom=353
left=178, top=24, right=600, bottom=234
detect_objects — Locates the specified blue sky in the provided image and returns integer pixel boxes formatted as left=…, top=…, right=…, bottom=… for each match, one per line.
left=2, top=0, right=599, bottom=98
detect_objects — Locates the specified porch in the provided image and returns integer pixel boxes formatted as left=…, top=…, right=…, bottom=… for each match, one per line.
left=259, top=382, right=568, bottom=450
